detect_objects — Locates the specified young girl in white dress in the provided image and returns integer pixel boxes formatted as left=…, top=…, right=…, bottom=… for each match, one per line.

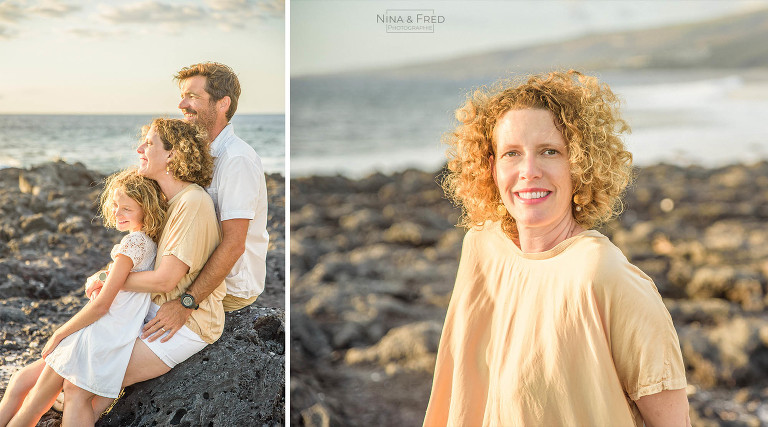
left=5, top=168, right=167, bottom=427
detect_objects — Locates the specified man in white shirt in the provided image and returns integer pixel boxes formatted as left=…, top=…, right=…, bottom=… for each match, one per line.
left=0, top=62, right=271, bottom=422
left=141, top=61, right=269, bottom=342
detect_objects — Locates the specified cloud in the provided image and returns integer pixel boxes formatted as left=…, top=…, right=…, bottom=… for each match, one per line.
left=206, top=0, right=284, bottom=16
left=66, top=27, right=127, bottom=38
left=208, top=0, right=284, bottom=20
left=3, top=0, right=286, bottom=39
left=93, top=0, right=282, bottom=34
left=0, top=24, right=16, bottom=39
left=31, top=0, right=81, bottom=18
left=99, top=1, right=207, bottom=25
left=206, top=0, right=284, bottom=30
left=0, top=0, right=79, bottom=38
left=0, top=1, right=25, bottom=23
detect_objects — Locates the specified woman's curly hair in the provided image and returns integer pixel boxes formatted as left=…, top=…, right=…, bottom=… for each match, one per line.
left=441, top=70, right=633, bottom=239
left=100, top=168, right=167, bottom=242
left=144, top=118, right=214, bottom=187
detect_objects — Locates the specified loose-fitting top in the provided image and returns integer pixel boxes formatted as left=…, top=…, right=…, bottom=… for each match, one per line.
left=152, top=184, right=225, bottom=344
left=424, top=221, right=687, bottom=427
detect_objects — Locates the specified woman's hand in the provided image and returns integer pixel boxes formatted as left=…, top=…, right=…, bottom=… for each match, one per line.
left=41, top=332, right=63, bottom=359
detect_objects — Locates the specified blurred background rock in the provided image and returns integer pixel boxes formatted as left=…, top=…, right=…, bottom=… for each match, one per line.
left=291, top=4, right=768, bottom=426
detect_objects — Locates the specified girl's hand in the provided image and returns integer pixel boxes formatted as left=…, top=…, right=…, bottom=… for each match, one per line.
left=41, top=333, right=63, bottom=359
left=85, top=270, right=108, bottom=298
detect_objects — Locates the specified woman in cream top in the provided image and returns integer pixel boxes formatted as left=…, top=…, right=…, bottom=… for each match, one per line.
left=425, top=71, right=690, bottom=426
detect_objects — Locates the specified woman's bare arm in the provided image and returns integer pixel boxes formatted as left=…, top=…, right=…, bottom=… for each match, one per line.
left=636, top=388, right=691, bottom=427
left=121, top=254, right=190, bottom=294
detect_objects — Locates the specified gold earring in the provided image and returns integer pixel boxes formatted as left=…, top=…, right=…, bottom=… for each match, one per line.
left=496, top=204, right=507, bottom=215
left=166, top=166, right=169, bottom=175
left=573, top=194, right=583, bottom=212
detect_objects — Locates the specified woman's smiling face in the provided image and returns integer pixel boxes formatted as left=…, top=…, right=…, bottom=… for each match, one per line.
left=136, top=125, right=171, bottom=180
left=492, top=108, right=574, bottom=234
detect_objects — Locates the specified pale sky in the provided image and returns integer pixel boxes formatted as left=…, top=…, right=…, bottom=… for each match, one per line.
left=292, top=0, right=768, bottom=76
left=0, top=0, right=284, bottom=114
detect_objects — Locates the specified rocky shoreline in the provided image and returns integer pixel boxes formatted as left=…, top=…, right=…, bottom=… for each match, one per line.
left=291, top=162, right=768, bottom=426
left=0, top=160, right=285, bottom=426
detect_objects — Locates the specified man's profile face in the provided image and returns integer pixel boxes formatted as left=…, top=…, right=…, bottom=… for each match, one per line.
left=178, top=75, right=218, bottom=132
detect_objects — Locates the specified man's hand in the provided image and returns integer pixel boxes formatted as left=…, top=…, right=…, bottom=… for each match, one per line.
left=142, top=299, right=193, bottom=343
left=85, top=270, right=108, bottom=299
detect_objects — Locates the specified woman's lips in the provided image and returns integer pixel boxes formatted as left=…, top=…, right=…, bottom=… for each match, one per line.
left=514, top=190, right=552, bottom=204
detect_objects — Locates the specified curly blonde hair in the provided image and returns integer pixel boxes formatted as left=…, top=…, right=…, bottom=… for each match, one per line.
left=100, top=168, right=167, bottom=242
left=441, top=70, right=633, bottom=239
left=145, top=118, right=214, bottom=187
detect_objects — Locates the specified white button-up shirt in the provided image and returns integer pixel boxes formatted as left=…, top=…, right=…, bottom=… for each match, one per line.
left=206, top=124, right=269, bottom=298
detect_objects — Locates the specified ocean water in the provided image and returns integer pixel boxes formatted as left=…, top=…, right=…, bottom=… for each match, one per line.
left=0, top=114, right=285, bottom=175
left=291, top=70, right=768, bottom=177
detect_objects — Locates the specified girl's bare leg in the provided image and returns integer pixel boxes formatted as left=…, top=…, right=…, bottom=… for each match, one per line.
left=0, top=360, right=46, bottom=426
left=61, top=381, right=96, bottom=427
left=6, top=365, right=64, bottom=427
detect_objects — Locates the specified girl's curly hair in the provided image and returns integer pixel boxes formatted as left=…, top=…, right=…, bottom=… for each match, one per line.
left=441, top=70, right=633, bottom=240
left=144, top=118, right=214, bottom=187
left=100, top=168, right=167, bottom=242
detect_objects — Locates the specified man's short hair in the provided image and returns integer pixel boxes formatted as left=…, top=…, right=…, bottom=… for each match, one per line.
left=175, top=62, right=241, bottom=121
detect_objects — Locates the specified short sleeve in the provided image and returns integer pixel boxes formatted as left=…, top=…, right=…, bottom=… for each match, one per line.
left=600, top=263, right=688, bottom=401
left=216, top=155, right=263, bottom=221
left=115, top=232, right=149, bottom=269
left=162, top=188, right=219, bottom=271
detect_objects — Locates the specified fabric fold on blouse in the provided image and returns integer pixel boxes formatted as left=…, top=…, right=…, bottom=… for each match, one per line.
left=424, top=221, right=686, bottom=427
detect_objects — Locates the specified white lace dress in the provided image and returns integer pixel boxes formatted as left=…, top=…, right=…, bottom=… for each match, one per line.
left=45, top=231, right=156, bottom=398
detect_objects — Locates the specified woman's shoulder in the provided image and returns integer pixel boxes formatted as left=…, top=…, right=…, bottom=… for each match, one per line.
left=464, top=220, right=509, bottom=250
left=566, top=230, right=624, bottom=261
left=173, top=184, right=215, bottom=210
left=177, top=183, right=207, bottom=200
left=569, top=231, right=657, bottom=291
left=466, top=220, right=505, bottom=239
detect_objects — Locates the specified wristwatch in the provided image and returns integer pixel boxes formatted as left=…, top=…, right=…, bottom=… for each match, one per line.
left=180, top=293, right=199, bottom=310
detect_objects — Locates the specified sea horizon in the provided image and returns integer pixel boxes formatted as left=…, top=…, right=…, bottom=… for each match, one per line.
left=0, top=113, right=285, bottom=176
left=291, top=69, right=768, bottom=178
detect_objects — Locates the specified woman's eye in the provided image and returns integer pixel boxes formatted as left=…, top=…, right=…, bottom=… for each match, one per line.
left=502, top=151, right=518, bottom=157
left=544, top=149, right=558, bottom=155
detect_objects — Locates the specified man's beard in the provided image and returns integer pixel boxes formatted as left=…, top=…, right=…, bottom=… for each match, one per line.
left=184, top=101, right=217, bottom=134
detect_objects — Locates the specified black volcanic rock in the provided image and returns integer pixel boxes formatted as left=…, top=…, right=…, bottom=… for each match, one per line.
left=290, top=162, right=768, bottom=426
left=96, top=307, right=285, bottom=427
left=0, top=161, right=286, bottom=426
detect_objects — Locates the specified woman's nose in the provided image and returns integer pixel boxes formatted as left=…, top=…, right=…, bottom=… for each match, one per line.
left=137, top=143, right=145, bottom=153
left=519, top=155, right=542, bottom=180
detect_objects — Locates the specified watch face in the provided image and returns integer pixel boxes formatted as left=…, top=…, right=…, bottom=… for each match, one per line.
left=182, top=295, right=193, bottom=307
